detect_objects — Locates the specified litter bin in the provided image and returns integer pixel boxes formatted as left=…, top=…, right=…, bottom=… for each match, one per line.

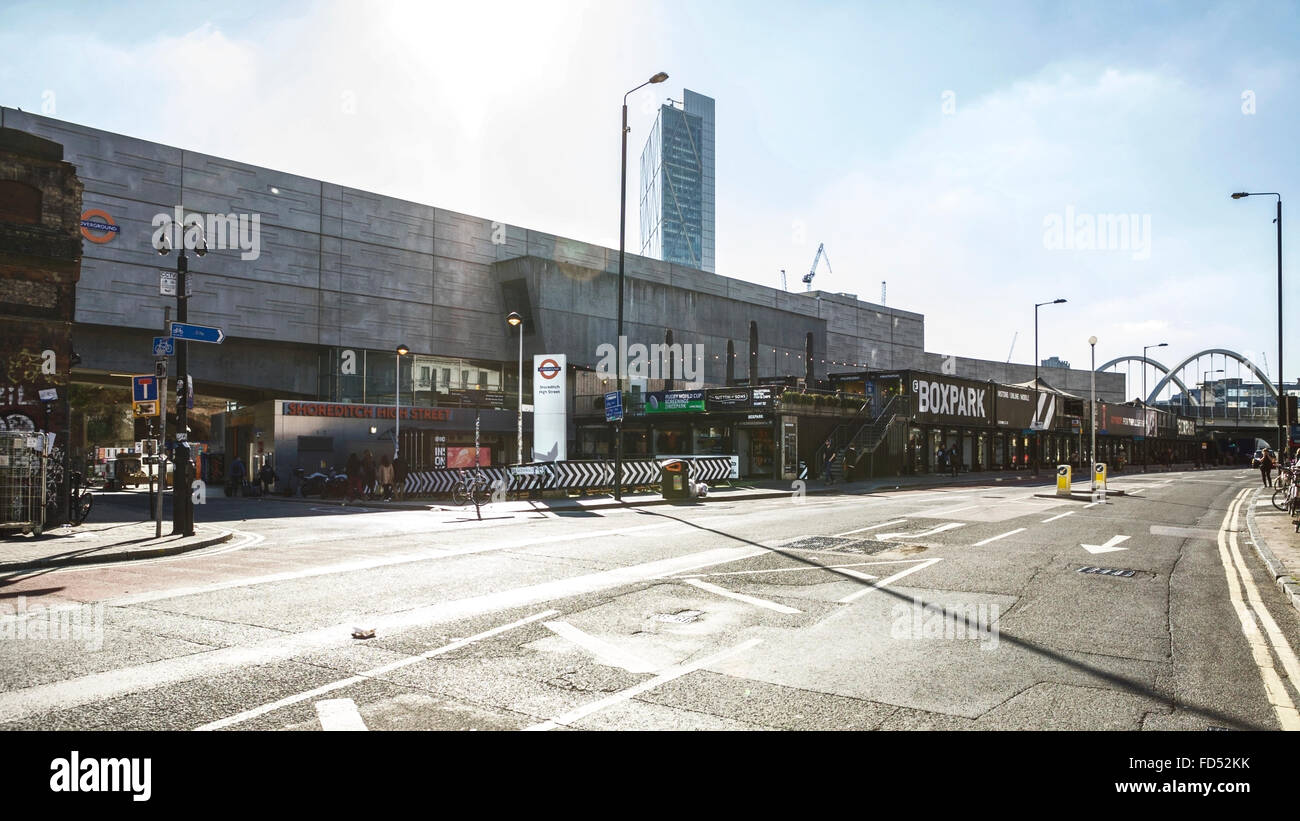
left=660, top=459, right=691, bottom=500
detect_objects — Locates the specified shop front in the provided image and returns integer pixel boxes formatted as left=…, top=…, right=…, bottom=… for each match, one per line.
left=216, top=400, right=530, bottom=479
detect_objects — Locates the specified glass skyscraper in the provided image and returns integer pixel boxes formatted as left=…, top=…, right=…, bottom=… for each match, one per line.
left=639, top=89, right=715, bottom=273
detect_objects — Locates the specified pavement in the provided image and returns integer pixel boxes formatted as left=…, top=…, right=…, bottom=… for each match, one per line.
left=1243, top=484, right=1300, bottom=613
left=3, top=465, right=1296, bottom=732
left=0, top=515, right=233, bottom=572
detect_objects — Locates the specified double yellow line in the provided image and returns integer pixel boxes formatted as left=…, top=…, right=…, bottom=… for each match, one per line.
left=1216, top=488, right=1300, bottom=730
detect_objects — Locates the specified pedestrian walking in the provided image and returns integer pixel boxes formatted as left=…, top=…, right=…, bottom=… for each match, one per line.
left=361, top=449, right=377, bottom=500
left=392, top=454, right=407, bottom=500
left=377, top=453, right=395, bottom=501
left=1261, top=449, right=1275, bottom=487
left=345, top=452, right=363, bottom=505
left=822, top=440, right=835, bottom=485
left=257, top=462, right=275, bottom=496
left=948, top=443, right=959, bottom=477
left=229, top=455, right=246, bottom=497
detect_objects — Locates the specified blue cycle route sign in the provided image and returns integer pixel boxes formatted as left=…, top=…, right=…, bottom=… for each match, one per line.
left=152, top=336, right=175, bottom=357
left=604, top=391, right=623, bottom=422
left=170, top=322, right=225, bottom=344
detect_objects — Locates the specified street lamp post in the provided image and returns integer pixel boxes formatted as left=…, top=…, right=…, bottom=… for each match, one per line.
left=395, top=344, right=409, bottom=459
left=155, top=219, right=207, bottom=537
left=1089, top=336, right=1098, bottom=491
left=615, top=71, right=669, bottom=502
left=1202, top=368, right=1223, bottom=414
left=1033, top=298, right=1067, bottom=476
left=507, top=312, right=524, bottom=465
left=1142, top=342, right=1167, bottom=472
left=1232, top=192, right=1284, bottom=452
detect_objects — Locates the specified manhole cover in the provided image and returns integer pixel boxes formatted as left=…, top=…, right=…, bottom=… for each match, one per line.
left=1077, top=566, right=1136, bottom=578
left=653, top=610, right=703, bottom=624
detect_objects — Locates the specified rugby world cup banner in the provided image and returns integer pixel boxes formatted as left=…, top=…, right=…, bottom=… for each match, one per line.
left=533, top=354, right=566, bottom=462
left=909, top=374, right=993, bottom=426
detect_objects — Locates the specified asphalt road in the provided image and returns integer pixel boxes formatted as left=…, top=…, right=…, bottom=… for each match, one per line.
left=2, top=469, right=1297, bottom=731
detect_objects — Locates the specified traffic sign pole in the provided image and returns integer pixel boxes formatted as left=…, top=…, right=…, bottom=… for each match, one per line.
left=173, top=254, right=193, bottom=537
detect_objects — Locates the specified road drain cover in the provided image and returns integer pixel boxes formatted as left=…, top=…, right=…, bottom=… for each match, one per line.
left=653, top=610, right=703, bottom=624
left=1078, top=566, right=1136, bottom=578
left=783, top=536, right=902, bottom=555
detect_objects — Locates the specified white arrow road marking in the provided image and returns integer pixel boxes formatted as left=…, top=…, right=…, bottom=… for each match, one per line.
left=876, top=522, right=964, bottom=541
left=543, top=621, right=658, bottom=673
left=525, top=639, right=762, bottom=731
left=684, top=578, right=801, bottom=614
left=315, top=698, right=367, bottom=731
left=1081, top=535, right=1130, bottom=554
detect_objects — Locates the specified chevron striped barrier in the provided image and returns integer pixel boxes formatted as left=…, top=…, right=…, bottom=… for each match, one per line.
left=403, top=456, right=738, bottom=497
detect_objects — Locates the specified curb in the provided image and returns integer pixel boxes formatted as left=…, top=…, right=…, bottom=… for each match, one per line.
left=0, top=530, right=235, bottom=573
left=1243, top=487, right=1300, bottom=615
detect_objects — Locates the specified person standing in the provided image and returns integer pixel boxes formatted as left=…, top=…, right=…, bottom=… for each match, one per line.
left=377, top=453, right=395, bottom=501
left=361, top=449, right=377, bottom=500
left=844, top=446, right=858, bottom=483
left=948, top=443, right=959, bottom=477
left=822, top=440, right=835, bottom=485
left=257, top=461, right=276, bottom=496
left=392, top=454, right=407, bottom=501
left=344, top=452, right=362, bottom=505
left=1260, top=448, right=1275, bottom=487
left=229, top=455, right=246, bottom=497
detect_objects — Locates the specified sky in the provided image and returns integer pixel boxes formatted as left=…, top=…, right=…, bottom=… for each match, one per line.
left=2, top=0, right=1298, bottom=399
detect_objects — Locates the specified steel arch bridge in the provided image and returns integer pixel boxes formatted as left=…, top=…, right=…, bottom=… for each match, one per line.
left=1098, top=349, right=1278, bottom=405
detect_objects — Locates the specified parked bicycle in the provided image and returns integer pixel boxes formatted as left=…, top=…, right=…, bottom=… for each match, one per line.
left=62, top=470, right=93, bottom=526
left=451, top=468, right=493, bottom=506
left=1272, top=464, right=1299, bottom=511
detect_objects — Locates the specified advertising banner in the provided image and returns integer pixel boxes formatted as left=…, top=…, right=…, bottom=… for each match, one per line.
left=994, top=385, right=1034, bottom=428
left=646, top=389, right=705, bottom=413
left=1176, top=418, right=1195, bottom=437
left=705, top=387, right=773, bottom=412
left=1098, top=403, right=1145, bottom=436
left=908, top=374, right=993, bottom=426
left=532, top=354, right=567, bottom=462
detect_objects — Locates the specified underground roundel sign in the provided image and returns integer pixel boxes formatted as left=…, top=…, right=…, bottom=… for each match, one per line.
left=537, top=358, right=562, bottom=380
left=79, top=209, right=120, bottom=243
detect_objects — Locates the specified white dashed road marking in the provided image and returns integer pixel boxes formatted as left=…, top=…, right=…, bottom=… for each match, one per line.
left=971, top=528, right=1025, bottom=547
left=315, top=698, right=367, bottom=731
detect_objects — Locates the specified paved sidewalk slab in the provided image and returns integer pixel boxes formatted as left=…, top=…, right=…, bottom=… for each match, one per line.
left=0, top=520, right=233, bottom=572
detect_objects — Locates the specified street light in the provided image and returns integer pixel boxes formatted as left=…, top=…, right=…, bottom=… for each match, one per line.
left=1232, top=192, right=1284, bottom=452
left=1033, top=298, right=1067, bottom=476
left=155, top=216, right=208, bottom=537
left=1142, top=342, right=1167, bottom=404
left=507, top=311, right=524, bottom=465
left=395, top=344, right=409, bottom=460
left=1202, top=368, right=1223, bottom=414
left=615, top=70, right=669, bottom=501
left=1089, top=336, right=1098, bottom=491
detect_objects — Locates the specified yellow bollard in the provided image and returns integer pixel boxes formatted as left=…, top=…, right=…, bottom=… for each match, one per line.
left=1093, top=462, right=1108, bottom=489
left=1056, top=464, right=1072, bottom=496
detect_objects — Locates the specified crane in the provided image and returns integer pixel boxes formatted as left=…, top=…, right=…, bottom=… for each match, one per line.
left=803, top=243, right=830, bottom=291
